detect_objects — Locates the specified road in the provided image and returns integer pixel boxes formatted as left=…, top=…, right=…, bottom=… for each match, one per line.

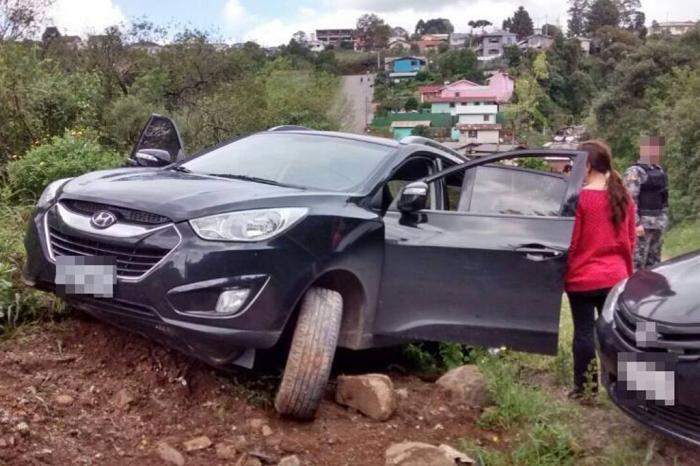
left=340, top=74, right=376, bottom=134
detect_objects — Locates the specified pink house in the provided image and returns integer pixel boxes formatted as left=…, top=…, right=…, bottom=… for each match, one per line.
left=419, top=71, right=514, bottom=104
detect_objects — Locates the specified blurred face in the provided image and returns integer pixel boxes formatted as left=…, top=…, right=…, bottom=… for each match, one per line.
left=640, top=135, right=664, bottom=165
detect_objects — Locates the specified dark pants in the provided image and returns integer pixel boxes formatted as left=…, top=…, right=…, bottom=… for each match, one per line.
left=567, top=288, right=611, bottom=393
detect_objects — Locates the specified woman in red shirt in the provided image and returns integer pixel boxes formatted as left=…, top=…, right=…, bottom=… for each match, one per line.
left=566, top=140, right=636, bottom=397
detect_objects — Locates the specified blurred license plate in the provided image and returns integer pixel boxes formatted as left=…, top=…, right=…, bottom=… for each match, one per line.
left=617, top=352, right=676, bottom=406
left=55, top=256, right=116, bottom=298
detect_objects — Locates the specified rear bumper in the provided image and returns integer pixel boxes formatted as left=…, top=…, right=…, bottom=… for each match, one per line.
left=23, top=205, right=318, bottom=367
left=596, top=317, right=700, bottom=447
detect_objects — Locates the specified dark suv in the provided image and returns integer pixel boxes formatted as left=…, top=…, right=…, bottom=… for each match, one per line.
left=24, top=115, right=587, bottom=419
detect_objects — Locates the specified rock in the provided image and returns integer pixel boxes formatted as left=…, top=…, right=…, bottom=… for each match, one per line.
left=261, top=425, right=273, bottom=437
left=15, top=422, right=30, bottom=436
left=278, top=454, right=301, bottom=466
left=232, top=435, right=249, bottom=450
left=183, top=435, right=212, bottom=451
left=435, top=365, right=489, bottom=407
left=112, top=388, right=135, bottom=409
left=395, top=388, right=409, bottom=400
left=215, top=442, right=238, bottom=460
left=155, top=441, right=185, bottom=466
left=0, top=438, right=7, bottom=448
left=335, top=374, right=397, bottom=421
left=247, top=418, right=266, bottom=430
left=385, top=441, right=474, bottom=466
left=55, top=394, right=74, bottom=406
left=236, top=454, right=263, bottom=466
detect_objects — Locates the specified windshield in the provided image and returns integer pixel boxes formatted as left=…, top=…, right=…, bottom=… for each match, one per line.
left=181, top=133, right=395, bottom=192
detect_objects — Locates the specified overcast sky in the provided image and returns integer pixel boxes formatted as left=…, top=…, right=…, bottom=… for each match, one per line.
left=46, top=0, right=700, bottom=46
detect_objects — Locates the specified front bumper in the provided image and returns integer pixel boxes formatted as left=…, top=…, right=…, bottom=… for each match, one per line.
left=23, top=204, right=318, bottom=367
left=596, top=317, right=700, bottom=447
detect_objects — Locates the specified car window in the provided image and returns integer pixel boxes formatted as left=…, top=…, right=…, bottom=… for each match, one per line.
left=467, top=163, right=567, bottom=216
left=181, top=133, right=395, bottom=192
left=383, top=157, right=435, bottom=210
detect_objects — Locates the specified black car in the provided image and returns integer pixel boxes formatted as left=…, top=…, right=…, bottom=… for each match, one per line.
left=596, top=251, right=700, bottom=446
left=24, top=115, right=588, bottom=419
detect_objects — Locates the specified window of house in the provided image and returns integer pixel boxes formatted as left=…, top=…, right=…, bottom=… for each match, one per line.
left=488, top=49, right=500, bottom=55
left=483, top=115, right=490, bottom=122
left=449, top=103, right=455, bottom=108
left=455, top=92, right=460, bottom=97
left=468, top=130, right=478, bottom=138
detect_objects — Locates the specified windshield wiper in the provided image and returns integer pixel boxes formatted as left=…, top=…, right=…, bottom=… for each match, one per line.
left=169, top=165, right=191, bottom=173
left=204, top=173, right=299, bottom=188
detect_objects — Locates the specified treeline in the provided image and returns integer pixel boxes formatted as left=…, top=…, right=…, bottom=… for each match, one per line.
left=0, top=21, right=344, bottom=168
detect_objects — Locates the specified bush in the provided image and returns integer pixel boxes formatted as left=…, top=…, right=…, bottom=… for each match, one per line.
left=5, top=132, right=124, bottom=203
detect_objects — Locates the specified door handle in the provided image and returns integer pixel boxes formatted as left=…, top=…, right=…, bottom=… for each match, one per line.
left=514, top=245, right=564, bottom=262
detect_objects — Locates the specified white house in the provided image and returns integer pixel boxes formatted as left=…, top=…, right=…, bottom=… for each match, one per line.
left=307, top=40, right=326, bottom=53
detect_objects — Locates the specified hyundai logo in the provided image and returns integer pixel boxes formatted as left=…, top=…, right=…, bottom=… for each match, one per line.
left=90, top=210, right=117, bottom=229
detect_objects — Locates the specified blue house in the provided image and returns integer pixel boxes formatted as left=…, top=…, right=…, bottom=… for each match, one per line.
left=388, top=56, right=426, bottom=80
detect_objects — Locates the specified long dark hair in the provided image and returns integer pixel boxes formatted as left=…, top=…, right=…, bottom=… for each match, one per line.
left=579, top=140, right=629, bottom=229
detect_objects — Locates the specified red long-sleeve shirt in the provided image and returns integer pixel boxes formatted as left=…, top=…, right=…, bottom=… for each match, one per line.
left=565, top=189, right=636, bottom=293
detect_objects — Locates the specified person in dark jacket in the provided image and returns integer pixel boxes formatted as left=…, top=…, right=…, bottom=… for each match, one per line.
left=565, top=140, right=636, bottom=397
left=623, top=136, right=669, bottom=270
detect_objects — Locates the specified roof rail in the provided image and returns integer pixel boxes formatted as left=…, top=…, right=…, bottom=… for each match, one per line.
left=268, top=125, right=312, bottom=132
left=399, top=136, right=466, bottom=159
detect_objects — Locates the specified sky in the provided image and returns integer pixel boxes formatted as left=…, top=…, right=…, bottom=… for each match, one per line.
left=45, top=0, right=700, bottom=46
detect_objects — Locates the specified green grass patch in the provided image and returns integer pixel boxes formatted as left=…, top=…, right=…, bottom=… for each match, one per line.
left=664, top=220, right=700, bottom=259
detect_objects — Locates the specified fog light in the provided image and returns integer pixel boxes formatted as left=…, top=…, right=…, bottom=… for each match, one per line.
left=215, top=288, right=250, bottom=315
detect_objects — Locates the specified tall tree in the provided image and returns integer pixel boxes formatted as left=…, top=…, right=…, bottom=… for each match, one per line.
left=421, top=18, right=454, bottom=34
left=586, top=0, right=620, bottom=33
left=292, top=31, right=307, bottom=44
left=468, top=19, right=492, bottom=33
left=567, top=0, right=589, bottom=37
left=356, top=14, right=391, bottom=50
left=503, top=6, right=534, bottom=40
left=0, top=0, right=51, bottom=40
left=414, top=19, right=426, bottom=36
left=615, top=0, right=641, bottom=29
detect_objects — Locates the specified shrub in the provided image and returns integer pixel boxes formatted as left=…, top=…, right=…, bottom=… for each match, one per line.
left=404, top=96, right=419, bottom=111
left=5, top=132, right=124, bottom=203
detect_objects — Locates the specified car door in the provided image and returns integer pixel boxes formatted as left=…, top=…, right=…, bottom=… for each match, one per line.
left=375, top=150, right=587, bottom=355
left=128, top=114, right=186, bottom=166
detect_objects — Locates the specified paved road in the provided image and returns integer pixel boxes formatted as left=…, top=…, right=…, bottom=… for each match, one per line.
left=340, top=74, right=376, bottom=134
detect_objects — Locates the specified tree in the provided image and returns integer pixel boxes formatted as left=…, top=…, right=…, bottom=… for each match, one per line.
left=567, top=0, right=589, bottom=37
left=435, top=48, right=482, bottom=81
left=356, top=14, right=391, bottom=50
left=421, top=18, right=454, bottom=35
left=468, top=19, right=492, bottom=33
left=292, top=31, right=307, bottom=44
left=503, top=6, right=534, bottom=40
left=0, top=0, right=51, bottom=40
left=392, top=26, right=409, bottom=38
left=615, top=0, right=641, bottom=29
left=541, top=24, right=561, bottom=37
left=586, top=0, right=620, bottom=33
left=414, top=19, right=426, bottom=36
left=404, top=96, right=419, bottom=111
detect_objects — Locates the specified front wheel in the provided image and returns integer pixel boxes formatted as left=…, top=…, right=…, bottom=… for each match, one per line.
left=274, top=287, right=343, bottom=420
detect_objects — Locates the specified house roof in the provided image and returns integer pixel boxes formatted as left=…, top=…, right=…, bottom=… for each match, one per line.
left=387, top=112, right=453, bottom=128
left=419, top=84, right=446, bottom=93
left=478, top=29, right=516, bottom=38
left=391, top=120, right=432, bottom=128
left=387, top=56, right=426, bottom=64
left=429, top=95, right=498, bottom=103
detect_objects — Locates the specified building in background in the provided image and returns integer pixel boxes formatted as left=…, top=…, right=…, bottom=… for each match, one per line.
left=449, top=33, right=470, bottom=49
left=472, top=30, right=517, bottom=60
left=649, top=21, right=697, bottom=36
left=416, top=34, right=449, bottom=52
left=315, top=29, right=354, bottom=47
left=518, top=33, right=553, bottom=51
left=386, top=56, right=426, bottom=81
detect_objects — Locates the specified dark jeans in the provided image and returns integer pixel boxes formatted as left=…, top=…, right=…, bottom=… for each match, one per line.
left=567, top=288, right=611, bottom=393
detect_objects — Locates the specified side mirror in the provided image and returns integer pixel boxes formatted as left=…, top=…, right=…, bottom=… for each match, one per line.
left=135, top=149, right=172, bottom=167
left=398, top=181, right=429, bottom=213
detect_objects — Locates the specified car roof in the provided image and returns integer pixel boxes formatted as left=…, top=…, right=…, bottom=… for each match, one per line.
left=266, top=130, right=400, bottom=148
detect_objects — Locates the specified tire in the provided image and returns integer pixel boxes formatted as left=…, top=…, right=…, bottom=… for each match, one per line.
left=274, top=287, right=343, bottom=420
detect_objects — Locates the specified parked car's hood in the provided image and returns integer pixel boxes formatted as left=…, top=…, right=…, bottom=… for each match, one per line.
left=59, top=167, right=329, bottom=222
left=621, top=251, right=700, bottom=325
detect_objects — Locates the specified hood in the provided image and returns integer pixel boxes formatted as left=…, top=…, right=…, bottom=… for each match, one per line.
left=621, top=251, right=700, bottom=325
left=59, top=167, right=321, bottom=222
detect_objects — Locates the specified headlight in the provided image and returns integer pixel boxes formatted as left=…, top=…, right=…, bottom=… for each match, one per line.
left=37, top=178, right=73, bottom=209
left=190, top=208, right=308, bottom=242
left=601, top=279, right=628, bottom=324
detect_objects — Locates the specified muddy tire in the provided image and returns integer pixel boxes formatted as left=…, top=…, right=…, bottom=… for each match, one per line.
left=274, top=287, right=343, bottom=420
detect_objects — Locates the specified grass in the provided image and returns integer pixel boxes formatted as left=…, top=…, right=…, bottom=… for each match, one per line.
left=663, top=220, right=700, bottom=259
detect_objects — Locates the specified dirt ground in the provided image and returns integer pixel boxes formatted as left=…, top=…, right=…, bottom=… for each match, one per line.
left=0, top=314, right=698, bottom=466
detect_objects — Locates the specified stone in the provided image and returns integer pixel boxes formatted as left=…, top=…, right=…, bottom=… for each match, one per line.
left=247, top=418, right=266, bottom=430
left=236, top=454, right=263, bottom=466
left=335, top=374, right=397, bottom=421
left=385, top=441, right=474, bottom=466
left=435, top=365, right=489, bottom=407
left=15, top=422, right=30, bottom=436
left=261, top=425, right=273, bottom=437
left=278, top=454, right=301, bottom=466
left=155, top=442, right=185, bottom=466
left=112, top=389, right=135, bottom=409
left=215, top=442, right=238, bottom=460
left=395, top=388, right=409, bottom=400
left=55, top=395, right=74, bottom=406
left=232, top=435, right=249, bottom=450
left=183, top=435, right=212, bottom=451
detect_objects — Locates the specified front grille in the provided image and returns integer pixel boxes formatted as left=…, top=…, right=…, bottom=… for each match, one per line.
left=639, top=403, right=700, bottom=438
left=613, top=300, right=700, bottom=356
left=72, top=296, right=158, bottom=320
left=48, top=227, right=170, bottom=278
left=62, top=200, right=170, bottom=225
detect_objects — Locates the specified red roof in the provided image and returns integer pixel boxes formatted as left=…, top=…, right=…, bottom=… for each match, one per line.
left=419, top=84, right=444, bottom=93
